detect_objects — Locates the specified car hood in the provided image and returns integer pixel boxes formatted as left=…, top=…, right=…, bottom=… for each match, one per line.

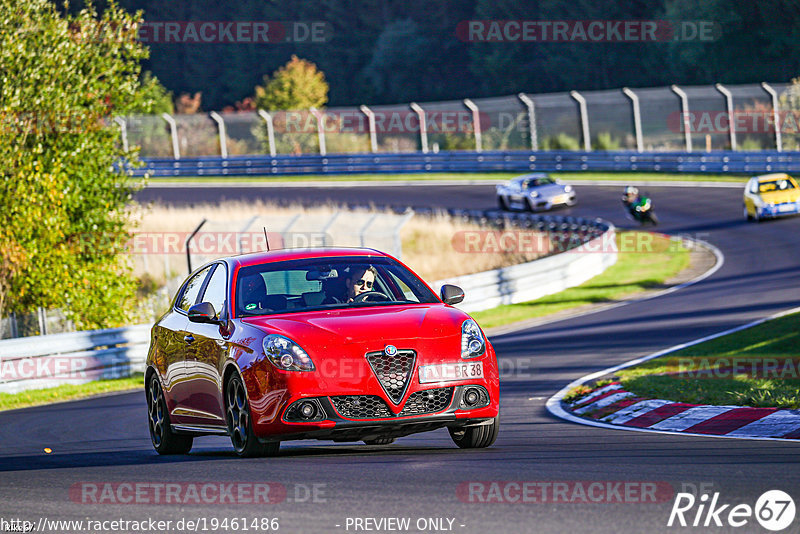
left=242, top=304, right=471, bottom=356
left=528, top=183, right=567, bottom=197
left=760, top=190, right=800, bottom=204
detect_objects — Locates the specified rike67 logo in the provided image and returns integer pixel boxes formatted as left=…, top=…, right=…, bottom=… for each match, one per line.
left=668, top=490, right=796, bottom=531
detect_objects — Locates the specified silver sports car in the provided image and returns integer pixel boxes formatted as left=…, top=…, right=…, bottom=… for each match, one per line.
left=496, top=173, right=576, bottom=211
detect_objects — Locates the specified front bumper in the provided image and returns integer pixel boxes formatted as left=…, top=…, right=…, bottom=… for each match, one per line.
left=255, top=384, right=498, bottom=443
left=759, top=202, right=800, bottom=219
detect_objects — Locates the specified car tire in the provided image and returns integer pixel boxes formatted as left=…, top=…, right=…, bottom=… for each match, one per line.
left=363, top=437, right=395, bottom=445
left=449, top=416, right=499, bottom=449
left=744, top=206, right=754, bottom=221
left=497, top=196, right=508, bottom=210
left=147, top=375, right=193, bottom=455
left=225, top=374, right=280, bottom=458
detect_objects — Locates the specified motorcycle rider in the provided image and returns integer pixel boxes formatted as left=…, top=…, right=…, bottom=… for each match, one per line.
left=621, top=186, right=658, bottom=225
left=622, top=186, right=651, bottom=215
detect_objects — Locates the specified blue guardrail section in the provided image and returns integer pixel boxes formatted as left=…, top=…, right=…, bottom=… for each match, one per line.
left=136, top=150, right=800, bottom=178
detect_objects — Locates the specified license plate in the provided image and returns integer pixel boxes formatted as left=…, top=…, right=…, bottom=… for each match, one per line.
left=551, top=195, right=567, bottom=204
left=778, top=204, right=795, bottom=212
left=418, top=362, right=484, bottom=384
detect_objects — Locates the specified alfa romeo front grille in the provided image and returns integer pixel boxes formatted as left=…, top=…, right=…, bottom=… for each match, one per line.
left=399, top=388, right=453, bottom=416
left=365, top=349, right=416, bottom=405
left=331, top=387, right=454, bottom=419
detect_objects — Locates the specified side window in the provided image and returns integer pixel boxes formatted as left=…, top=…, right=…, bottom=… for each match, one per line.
left=200, top=264, right=228, bottom=316
left=177, top=265, right=213, bottom=312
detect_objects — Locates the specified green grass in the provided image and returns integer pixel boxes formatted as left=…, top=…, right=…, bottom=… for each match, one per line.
left=0, top=374, right=143, bottom=412
left=615, top=312, right=800, bottom=409
left=472, top=231, right=691, bottom=329
left=142, top=171, right=746, bottom=184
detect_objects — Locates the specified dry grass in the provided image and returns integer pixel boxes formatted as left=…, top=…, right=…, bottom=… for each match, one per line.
left=129, top=201, right=548, bottom=284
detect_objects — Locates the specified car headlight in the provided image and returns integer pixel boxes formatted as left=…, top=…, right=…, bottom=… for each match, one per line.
left=564, top=185, right=573, bottom=193
left=262, top=335, right=315, bottom=371
left=529, top=191, right=539, bottom=198
left=461, top=319, right=486, bottom=359
left=752, top=196, right=764, bottom=208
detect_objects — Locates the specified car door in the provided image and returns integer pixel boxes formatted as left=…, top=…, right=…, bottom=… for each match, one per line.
left=182, top=262, right=230, bottom=426
left=167, top=264, right=214, bottom=423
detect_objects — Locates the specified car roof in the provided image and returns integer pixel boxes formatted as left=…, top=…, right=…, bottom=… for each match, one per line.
left=513, top=173, right=550, bottom=182
left=227, top=247, right=390, bottom=269
left=754, top=173, right=792, bottom=182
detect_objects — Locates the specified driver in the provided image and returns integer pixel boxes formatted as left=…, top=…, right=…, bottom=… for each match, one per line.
left=345, top=265, right=377, bottom=302
left=622, top=185, right=639, bottom=205
left=324, top=265, right=378, bottom=304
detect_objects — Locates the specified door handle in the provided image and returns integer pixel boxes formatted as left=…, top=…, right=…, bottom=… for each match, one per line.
left=183, top=335, right=195, bottom=344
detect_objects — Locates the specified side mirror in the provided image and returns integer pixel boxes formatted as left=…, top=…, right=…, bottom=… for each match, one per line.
left=440, top=284, right=465, bottom=305
left=188, top=302, right=218, bottom=324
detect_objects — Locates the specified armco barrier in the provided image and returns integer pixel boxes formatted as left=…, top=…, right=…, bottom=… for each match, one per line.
left=434, top=224, right=616, bottom=312
left=0, top=325, right=150, bottom=394
left=0, top=215, right=613, bottom=394
left=136, top=150, right=800, bottom=177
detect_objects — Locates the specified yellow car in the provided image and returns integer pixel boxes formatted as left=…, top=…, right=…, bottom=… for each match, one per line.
left=743, top=173, right=800, bottom=222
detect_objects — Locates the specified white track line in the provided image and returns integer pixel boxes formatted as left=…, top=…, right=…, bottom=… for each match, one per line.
left=546, top=304, right=800, bottom=442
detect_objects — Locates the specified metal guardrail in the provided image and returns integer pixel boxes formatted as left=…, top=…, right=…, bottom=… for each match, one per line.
left=435, top=223, right=616, bottom=313
left=0, top=325, right=150, bottom=394
left=137, top=150, right=800, bottom=178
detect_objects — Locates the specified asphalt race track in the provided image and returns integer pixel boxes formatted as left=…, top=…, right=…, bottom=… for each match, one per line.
left=1, top=182, right=799, bottom=533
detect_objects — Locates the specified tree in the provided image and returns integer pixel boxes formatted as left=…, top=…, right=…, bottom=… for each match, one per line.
left=254, top=55, right=329, bottom=111
left=0, top=0, right=156, bottom=329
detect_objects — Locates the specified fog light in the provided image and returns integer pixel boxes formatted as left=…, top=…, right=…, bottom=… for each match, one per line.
left=299, top=402, right=316, bottom=419
left=464, top=388, right=480, bottom=406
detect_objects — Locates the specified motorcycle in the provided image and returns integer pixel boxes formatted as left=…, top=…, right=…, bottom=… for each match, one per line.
left=622, top=195, right=659, bottom=226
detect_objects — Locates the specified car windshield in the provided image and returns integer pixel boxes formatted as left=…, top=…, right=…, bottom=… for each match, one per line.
left=235, top=256, right=439, bottom=317
left=759, top=179, right=797, bottom=193
left=521, top=176, right=555, bottom=189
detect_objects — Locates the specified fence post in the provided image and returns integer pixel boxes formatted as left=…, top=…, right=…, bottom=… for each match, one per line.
left=622, top=87, right=643, bottom=152
left=257, top=110, right=277, bottom=157
left=37, top=307, right=47, bottom=336
left=359, top=213, right=380, bottom=247
left=113, top=117, right=128, bottom=153
left=671, top=85, right=693, bottom=152
left=320, top=212, right=341, bottom=247
left=570, top=90, right=591, bottom=151
left=185, top=219, right=207, bottom=274
left=715, top=83, right=736, bottom=151
left=209, top=111, right=228, bottom=158
left=409, top=102, right=428, bottom=153
left=518, top=93, right=538, bottom=151
left=761, top=82, right=782, bottom=152
left=360, top=105, right=378, bottom=153
left=237, top=215, right=259, bottom=253
left=463, top=98, right=482, bottom=152
left=393, top=209, right=415, bottom=259
left=309, top=107, right=327, bottom=156
left=10, top=312, right=18, bottom=339
left=161, top=113, right=181, bottom=159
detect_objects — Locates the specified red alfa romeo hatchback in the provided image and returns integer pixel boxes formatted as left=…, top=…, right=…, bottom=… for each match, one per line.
left=145, top=248, right=500, bottom=457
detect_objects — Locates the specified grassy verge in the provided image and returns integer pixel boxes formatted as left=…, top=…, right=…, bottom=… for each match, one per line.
left=0, top=374, right=143, bottom=412
left=614, top=312, right=800, bottom=409
left=143, top=171, right=745, bottom=184
left=473, top=231, right=691, bottom=329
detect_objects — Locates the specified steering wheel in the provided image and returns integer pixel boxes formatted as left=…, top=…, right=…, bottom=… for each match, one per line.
left=353, top=291, right=391, bottom=303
